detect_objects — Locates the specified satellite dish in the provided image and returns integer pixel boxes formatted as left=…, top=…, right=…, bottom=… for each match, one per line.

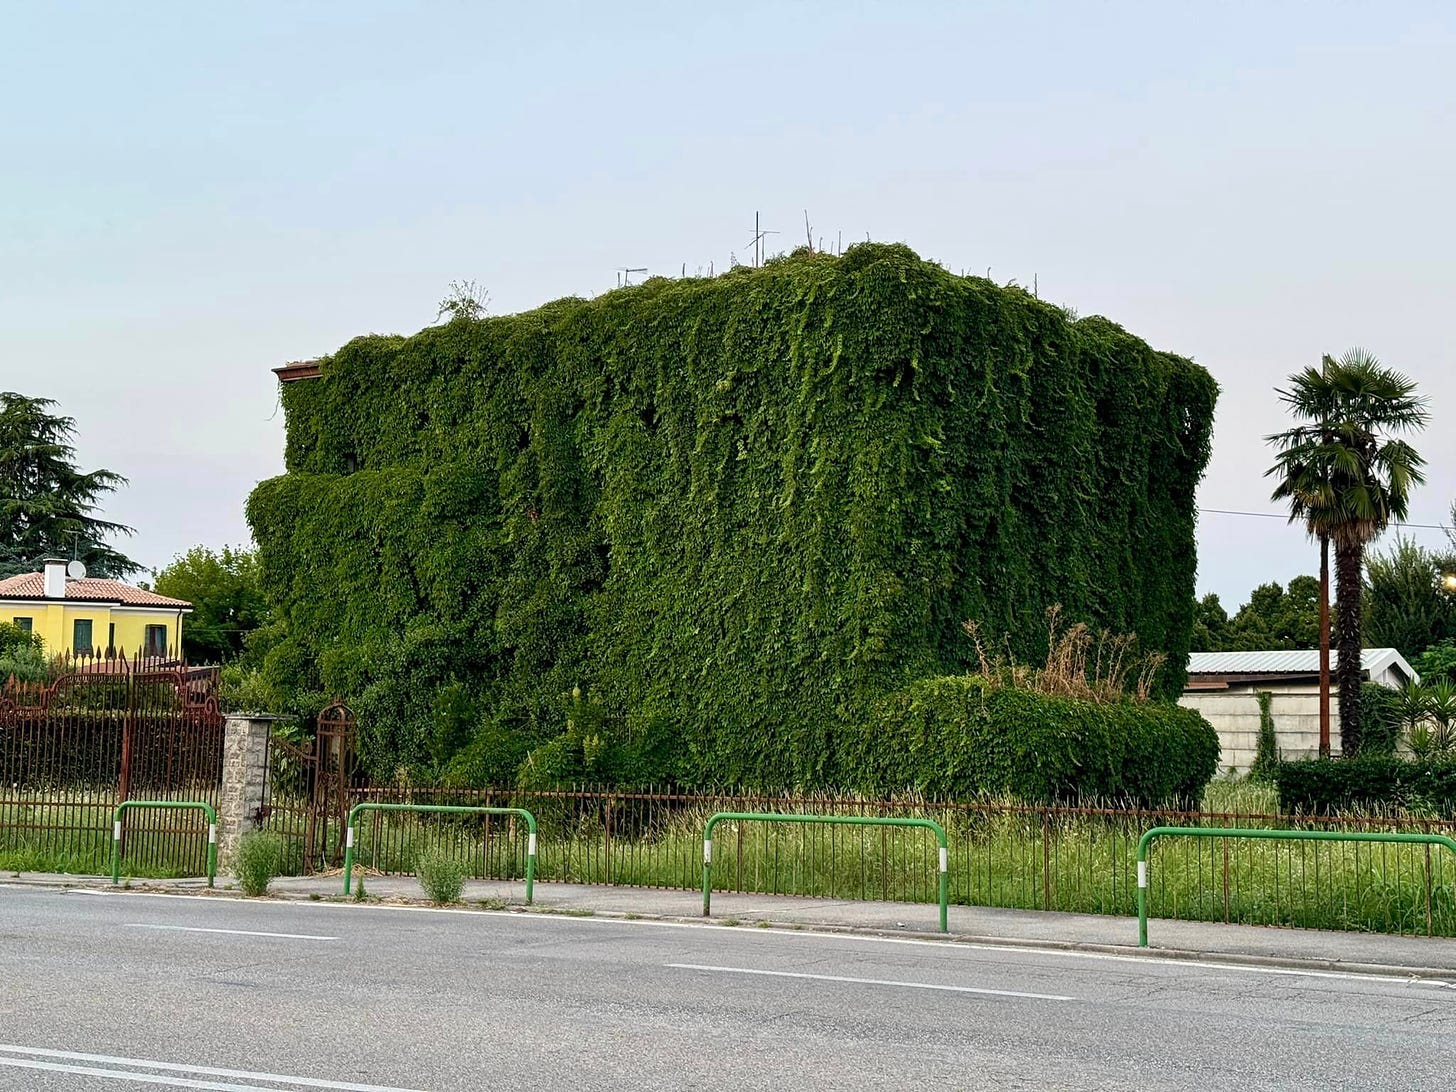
left=67, top=559, right=87, bottom=579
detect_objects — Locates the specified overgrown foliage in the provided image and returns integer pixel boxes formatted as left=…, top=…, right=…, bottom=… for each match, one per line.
left=1249, top=691, right=1281, bottom=781
left=248, top=244, right=1216, bottom=781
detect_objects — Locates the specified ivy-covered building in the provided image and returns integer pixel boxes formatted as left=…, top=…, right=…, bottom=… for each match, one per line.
left=249, top=244, right=1217, bottom=786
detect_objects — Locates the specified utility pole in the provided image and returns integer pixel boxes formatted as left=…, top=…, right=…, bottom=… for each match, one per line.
left=1319, top=532, right=1331, bottom=757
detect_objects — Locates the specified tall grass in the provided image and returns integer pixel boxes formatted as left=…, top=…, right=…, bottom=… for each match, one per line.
left=0, top=791, right=213, bottom=878
left=335, top=779, right=1456, bottom=936
left=8, top=778, right=1455, bottom=937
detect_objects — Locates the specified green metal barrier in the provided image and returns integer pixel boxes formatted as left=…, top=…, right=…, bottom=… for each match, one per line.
left=110, top=800, right=218, bottom=888
left=341, top=803, right=538, bottom=903
left=701, top=812, right=951, bottom=933
left=1137, top=825, right=1456, bottom=947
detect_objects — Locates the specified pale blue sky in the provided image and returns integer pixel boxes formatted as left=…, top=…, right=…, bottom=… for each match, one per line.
left=4, top=1, right=1453, bottom=606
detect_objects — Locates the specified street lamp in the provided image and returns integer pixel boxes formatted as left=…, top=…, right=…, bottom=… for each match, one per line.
left=1443, top=572, right=1456, bottom=593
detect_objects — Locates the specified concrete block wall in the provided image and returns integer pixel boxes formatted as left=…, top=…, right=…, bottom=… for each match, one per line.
left=1178, top=686, right=1342, bottom=774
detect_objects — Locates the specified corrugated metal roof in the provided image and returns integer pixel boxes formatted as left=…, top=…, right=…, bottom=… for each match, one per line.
left=1186, top=648, right=1413, bottom=678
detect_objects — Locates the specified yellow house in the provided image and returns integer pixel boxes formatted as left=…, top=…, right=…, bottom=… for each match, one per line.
left=0, top=559, right=191, bottom=658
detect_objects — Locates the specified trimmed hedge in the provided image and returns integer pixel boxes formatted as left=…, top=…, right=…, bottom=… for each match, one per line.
left=1275, top=756, right=1456, bottom=815
left=249, top=244, right=1216, bottom=777
left=841, top=677, right=1220, bottom=805
left=511, top=675, right=1219, bottom=806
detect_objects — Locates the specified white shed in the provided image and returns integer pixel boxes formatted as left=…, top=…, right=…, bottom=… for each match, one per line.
left=1178, top=648, right=1417, bottom=772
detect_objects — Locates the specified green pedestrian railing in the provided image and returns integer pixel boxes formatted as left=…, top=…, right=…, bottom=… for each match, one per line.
left=701, top=812, right=951, bottom=933
left=110, top=800, right=218, bottom=888
left=342, top=803, right=538, bottom=903
left=1136, top=826, right=1456, bottom=947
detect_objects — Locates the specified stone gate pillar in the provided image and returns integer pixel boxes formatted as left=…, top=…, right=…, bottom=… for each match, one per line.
left=218, top=714, right=276, bottom=872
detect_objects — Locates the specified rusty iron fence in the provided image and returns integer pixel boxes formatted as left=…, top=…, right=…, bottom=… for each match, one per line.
left=318, top=784, right=1456, bottom=937
left=0, top=651, right=225, bottom=876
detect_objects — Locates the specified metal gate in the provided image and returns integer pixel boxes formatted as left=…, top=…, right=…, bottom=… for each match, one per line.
left=264, top=702, right=357, bottom=874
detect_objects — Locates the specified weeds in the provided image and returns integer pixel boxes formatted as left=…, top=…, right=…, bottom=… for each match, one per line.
left=415, top=844, right=465, bottom=904
left=236, top=831, right=282, bottom=897
left=961, top=605, right=1166, bottom=702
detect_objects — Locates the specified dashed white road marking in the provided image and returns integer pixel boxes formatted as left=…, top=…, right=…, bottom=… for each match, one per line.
left=667, top=962, right=1077, bottom=1001
left=123, top=923, right=337, bottom=941
left=11, top=883, right=1454, bottom=989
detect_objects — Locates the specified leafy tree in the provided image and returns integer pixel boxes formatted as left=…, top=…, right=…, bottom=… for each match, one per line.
left=1414, top=641, right=1456, bottom=685
left=1192, top=578, right=1320, bottom=652
left=1267, top=349, right=1429, bottom=755
left=152, top=546, right=269, bottom=663
left=1363, top=537, right=1456, bottom=662
left=0, top=392, right=137, bottom=577
left=1226, top=576, right=1322, bottom=650
left=1190, top=593, right=1229, bottom=652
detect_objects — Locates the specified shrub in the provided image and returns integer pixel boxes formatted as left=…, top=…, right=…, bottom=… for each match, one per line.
left=415, top=844, right=465, bottom=903
left=1275, top=756, right=1456, bottom=815
left=831, top=676, right=1220, bottom=806
left=235, top=831, right=282, bottom=896
left=0, top=621, right=46, bottom=684
left=218, top=664, right=278, bottom=715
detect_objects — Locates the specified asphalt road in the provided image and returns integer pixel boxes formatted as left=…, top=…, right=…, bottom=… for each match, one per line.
left=2, top=887, right=1454, bottom=1091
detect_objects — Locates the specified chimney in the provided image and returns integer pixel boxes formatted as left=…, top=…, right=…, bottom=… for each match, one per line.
left=43, top=558, right=67, bottom=599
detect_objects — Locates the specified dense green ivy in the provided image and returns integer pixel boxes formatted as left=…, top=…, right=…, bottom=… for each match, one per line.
left=248, top=244, right=1217, bottom=781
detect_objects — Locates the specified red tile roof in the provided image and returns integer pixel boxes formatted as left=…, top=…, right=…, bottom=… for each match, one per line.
left=0, top=573, right=192, bottom=609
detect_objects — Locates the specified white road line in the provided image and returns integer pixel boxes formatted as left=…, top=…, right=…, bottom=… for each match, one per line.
left=123, top=924, right=338, bottom=941
left=12, top=884, right=1452, bottom=989
left=0, top=1045, right=430, bottom=1091
left=0, top=1056, right=278, bottom=1090
left=667, top=962, right=1077, bottom=1001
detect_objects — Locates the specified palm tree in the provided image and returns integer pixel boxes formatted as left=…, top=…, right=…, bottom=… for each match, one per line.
left=1266, top=349, right=1428, bottom=756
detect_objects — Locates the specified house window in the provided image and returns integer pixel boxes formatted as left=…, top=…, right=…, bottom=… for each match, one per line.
left=11, top=617, right=31, bottom=633
left=73, top=619, right=93, bottom=655
left=145, top=624, right=168, bottom=657
left=108, top=622, right=116, bottom=655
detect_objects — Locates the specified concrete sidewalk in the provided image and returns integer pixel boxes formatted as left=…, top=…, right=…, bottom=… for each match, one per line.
left=11, top=868, right=1456, bottom=979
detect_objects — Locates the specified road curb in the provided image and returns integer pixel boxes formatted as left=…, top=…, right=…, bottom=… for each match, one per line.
left=8, top=874, right=1456, bottom=981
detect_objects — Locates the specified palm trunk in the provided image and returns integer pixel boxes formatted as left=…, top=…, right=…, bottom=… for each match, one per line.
left=1334, top=539, right=1364, bottom=755
left=1319, top=533, right=1331, bottom=759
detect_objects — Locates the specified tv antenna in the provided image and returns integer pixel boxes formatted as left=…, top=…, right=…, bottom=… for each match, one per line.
left=746, top=211, right=779, bottom=268
left=616, top=267, right=647, bottom=288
